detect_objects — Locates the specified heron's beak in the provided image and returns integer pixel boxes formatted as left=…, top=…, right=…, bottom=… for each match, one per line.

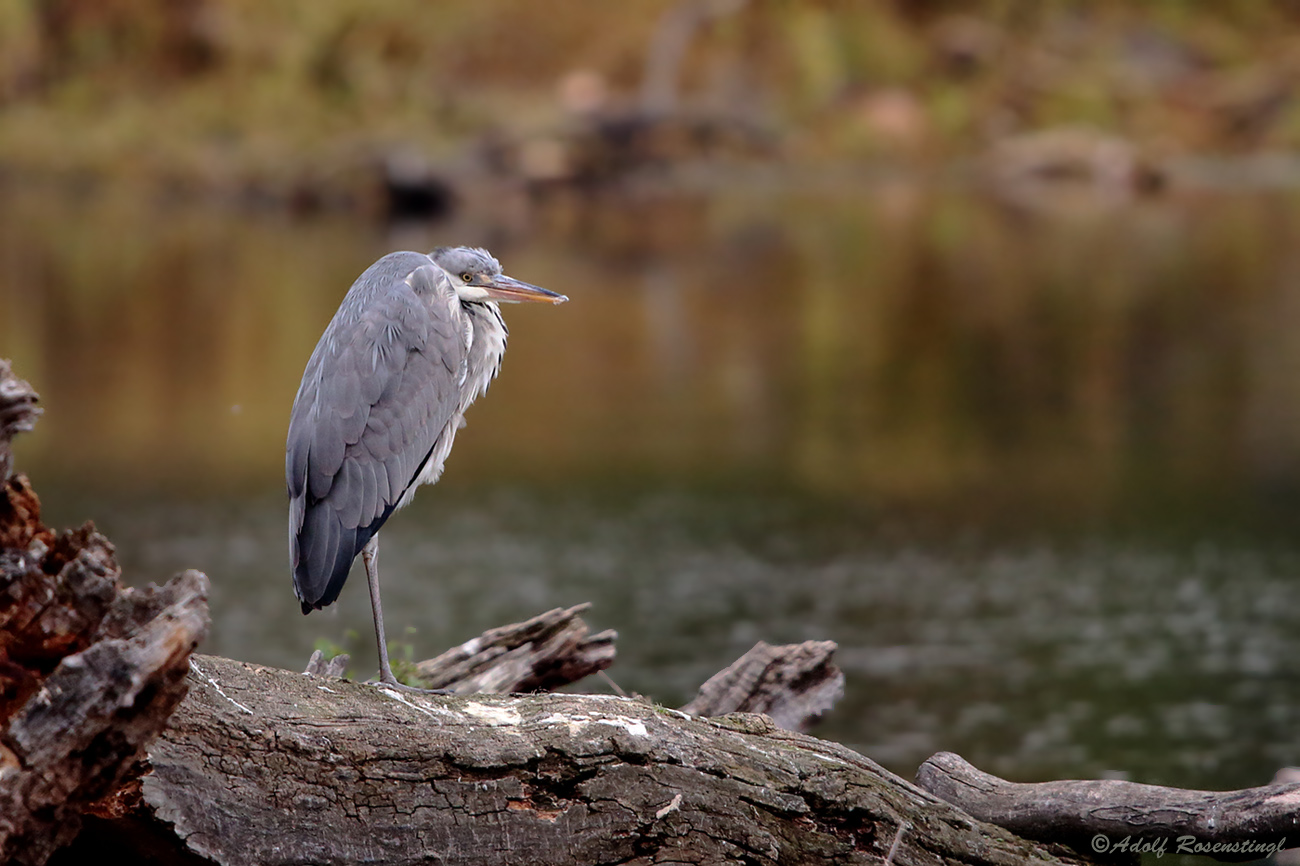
left=481, top=275, right=568, bottom=305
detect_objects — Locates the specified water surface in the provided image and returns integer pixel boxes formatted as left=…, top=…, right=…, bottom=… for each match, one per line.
left=2, top=181, right=1297, bottom=794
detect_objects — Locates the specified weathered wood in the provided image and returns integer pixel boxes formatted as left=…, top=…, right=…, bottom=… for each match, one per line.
left=916, top=751, right=1300, bottom=862
left=0, top=466, right=210, bottom=866
left=130, top=654, right=1097, bottom=866
left=304, top=649, right=351, bottom=678
left=0, top=359, right=42, bottom=484
left=324, top=620, right=839, bottom=735
left=680, top=639, right=844, bottom=732
left=413, top=602, right=616, bottom=693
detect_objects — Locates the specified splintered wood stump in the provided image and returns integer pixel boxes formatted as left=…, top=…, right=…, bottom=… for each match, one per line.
left=916, top=752, right=1300, bottom=863
left=0, top=470, right=210, bottom=866
left=414, top=602, right=616, bottom=693
left=0, top=359, right=41, bottom=483
left=680, top=639, right=844, bottom=732
left=125, top=655, right=1096, bottom=866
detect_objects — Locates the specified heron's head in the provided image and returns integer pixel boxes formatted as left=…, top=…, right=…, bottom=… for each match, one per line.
left=430, top=246, right=567, bottom=306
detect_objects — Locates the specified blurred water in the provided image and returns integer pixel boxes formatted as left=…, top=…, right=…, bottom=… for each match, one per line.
left=1, top=180, right=1298, bottom=793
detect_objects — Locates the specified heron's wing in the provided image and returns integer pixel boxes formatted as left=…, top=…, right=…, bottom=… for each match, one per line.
left=287, top=256, right=467, bottom=610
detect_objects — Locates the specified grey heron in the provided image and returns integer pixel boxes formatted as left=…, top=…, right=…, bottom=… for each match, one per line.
left=287, top=247, right=567, bottom=688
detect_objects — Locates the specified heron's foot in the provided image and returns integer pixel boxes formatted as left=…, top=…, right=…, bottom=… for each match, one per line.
left=371, top=675, right=454, bottom=695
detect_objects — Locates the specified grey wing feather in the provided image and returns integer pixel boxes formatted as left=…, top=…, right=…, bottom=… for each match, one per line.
left=287, top=254, right=467, bottom=611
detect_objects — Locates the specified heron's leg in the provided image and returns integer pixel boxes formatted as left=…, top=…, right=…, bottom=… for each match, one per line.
left=361, top=534, right=449, bottom=694
left=361, top=534, right=401, bottom=687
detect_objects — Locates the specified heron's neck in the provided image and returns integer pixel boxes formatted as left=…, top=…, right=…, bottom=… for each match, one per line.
left=462, top=301, right=509, bottom=403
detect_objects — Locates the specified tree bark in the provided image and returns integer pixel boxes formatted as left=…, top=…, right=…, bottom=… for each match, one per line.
left=119, top=653, right=1096, bottom=866
left=916, top=752, right=1300, bottom=862
left=0, top=474, right=210, bottom=865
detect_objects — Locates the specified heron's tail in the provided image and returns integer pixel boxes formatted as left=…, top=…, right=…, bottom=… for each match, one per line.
left=291, top=499, right=393, bottom=614
left=292, top=502, right=359, bottom=613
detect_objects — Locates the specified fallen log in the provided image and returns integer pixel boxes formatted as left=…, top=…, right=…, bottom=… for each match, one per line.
left=916, top=752, right=1300, bottom=863
left=102, top=653, right=1093, bottom=866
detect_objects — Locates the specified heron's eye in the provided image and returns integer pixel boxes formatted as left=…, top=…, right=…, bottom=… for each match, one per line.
left=461, top=272, right=473, bottom=283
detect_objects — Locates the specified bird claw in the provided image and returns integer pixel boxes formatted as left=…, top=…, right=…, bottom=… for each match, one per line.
left=372, top=678, right=454, bottom=695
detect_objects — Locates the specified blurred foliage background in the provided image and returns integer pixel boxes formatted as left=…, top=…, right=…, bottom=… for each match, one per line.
left=4, top=0, right=1300, bottom=199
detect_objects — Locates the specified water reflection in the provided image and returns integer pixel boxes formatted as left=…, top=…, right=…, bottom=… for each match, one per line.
left=6, top=184, right=1300, bottom=519
left=1, top=182, right=1297, bottom=792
